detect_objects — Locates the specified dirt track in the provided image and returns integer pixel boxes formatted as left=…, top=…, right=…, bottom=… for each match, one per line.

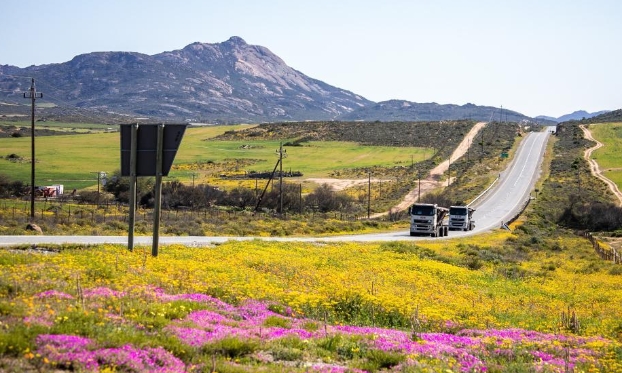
left=307, top=122, right=487, bottom=218
left=580, top=125, right=622, bottom=206
left=306, top=177, right=390, bottom=191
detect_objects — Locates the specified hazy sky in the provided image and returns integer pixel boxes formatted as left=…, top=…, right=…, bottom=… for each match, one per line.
left=2, top=0, right=621, bottom=118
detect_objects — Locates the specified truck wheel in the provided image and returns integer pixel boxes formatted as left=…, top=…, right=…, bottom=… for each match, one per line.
left=410, top=232, right=416, bottom=236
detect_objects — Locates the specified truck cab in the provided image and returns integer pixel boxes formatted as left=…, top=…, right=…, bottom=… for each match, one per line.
left=448, top=206, right=475, bottom=231
left=409, top=203, right=449, bottom=237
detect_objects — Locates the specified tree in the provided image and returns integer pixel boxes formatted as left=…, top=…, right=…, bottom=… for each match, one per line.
left=103, top=169, right=155, bottom=203
left=0, top=173, right=26, bottom=198
left=305, top=183, right=356, bottom=213
left=222, top=187, right=257, bottom=209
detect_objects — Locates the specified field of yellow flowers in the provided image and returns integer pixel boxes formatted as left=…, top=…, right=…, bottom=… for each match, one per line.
left=0, top=230, right=621, bottom=372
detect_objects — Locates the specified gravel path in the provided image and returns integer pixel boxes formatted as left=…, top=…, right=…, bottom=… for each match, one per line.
left=370, top=122, right=487, bottom=217
left=580, top=124, right=622, bottom=206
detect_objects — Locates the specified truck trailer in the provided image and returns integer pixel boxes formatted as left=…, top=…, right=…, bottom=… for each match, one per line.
left=409, top=203, right=449, bottom=237
left=448, top=206, right=475, bottom=231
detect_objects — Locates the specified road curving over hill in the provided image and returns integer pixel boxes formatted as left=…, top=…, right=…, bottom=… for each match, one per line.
left=467, top=131, right=549, bottom=232
left=0, top=131, right=550, bottom=246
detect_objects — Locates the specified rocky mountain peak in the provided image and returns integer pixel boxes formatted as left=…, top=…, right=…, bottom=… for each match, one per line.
left=0, top=37, right=372, bottom=123
left=224, top=36, right=248, bottom=46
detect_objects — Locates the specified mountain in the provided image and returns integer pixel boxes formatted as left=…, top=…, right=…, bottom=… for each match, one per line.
left=556, top=110, right=610, bottom=122
left=1, top=37, right=547, bottom=124
left=338, top=100, right=544, bottom=123
left=579, top=109, right=622, bottom=124
left=0, top=37, right=371, bottom=123
left=535, top=115, right=557, bottom=122
left=536, top=110, right=611, bottom=123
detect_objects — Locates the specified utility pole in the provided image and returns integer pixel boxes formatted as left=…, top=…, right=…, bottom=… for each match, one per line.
left=367, top=172, right=371, bottom=219
left=481, top=126, right=485, bottom=155
left=90, top=171, right=102, bottom=207
left=299, top=184, right=303, bottom=214
left=276, top=143, right=286, bottom=215
left=417, top=169, right=421, bottom=202
left=448, top=156, right=451, bottom=187
left=23, top=78, right=43, bottom=221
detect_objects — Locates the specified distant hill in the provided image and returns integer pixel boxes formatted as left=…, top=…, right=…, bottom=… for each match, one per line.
left=535, top=115, right=557, bottom=122
left=579, top=109, right=622, bottom=124
left=1, top=36, right=546, bottom=124
left=557, top=110, right=610, bottom=122
left=537, top=110, right=611, bottom=123
left=338, top=100, right=546, bottom=123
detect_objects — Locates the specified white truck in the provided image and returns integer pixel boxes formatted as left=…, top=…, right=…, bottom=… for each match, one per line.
left=409, top=203, right=449, bottom=237
left=448, top=206, right=475, bottom=231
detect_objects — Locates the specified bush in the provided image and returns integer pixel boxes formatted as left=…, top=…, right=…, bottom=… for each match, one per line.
left=0, top=173, right=26, bottom=198
left=262, top=316, right=291, bottom=328
left=201, top=336, right=259, bottom=358
left=361, top=349, right=406, bottom=371
left=103, top=169, right=154, bottom=204
left=0, top=324, right=47, bottom=357
left=305, top=184, right=356, bottom=213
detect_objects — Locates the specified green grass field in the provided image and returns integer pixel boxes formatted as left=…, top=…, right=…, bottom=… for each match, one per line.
left=0, top=120, right=114, bottom=132
left=0, top=124, right=430, bottom=190
left=589, top=122, right=622, bottom=191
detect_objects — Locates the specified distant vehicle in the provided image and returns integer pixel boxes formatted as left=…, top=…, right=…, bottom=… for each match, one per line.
left=448, top=206, right=475, bottom=231
left=409, top=203, right=449, bottom=237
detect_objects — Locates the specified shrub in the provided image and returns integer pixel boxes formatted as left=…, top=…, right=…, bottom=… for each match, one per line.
left=0, top=324, right=47, bottom=357
left=271, top=345, right=303, bottom=361
left=0, top=173, right=26, bottom=198
left=305, top=184, right=356, bottom=213
left=201, top=336, right=259, bottom=358
left=463, top=256, right=484, bottom=270
left=380, top=241, right=438, bottom=259
left=263, top=316, right=291, bottom=328
left=360, top=349, right=406, bottom=372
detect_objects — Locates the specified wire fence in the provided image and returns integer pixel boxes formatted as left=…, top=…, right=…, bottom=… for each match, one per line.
left=583, top=231, right=622, bottom=264
left=0, top=199, right=364, bottom=232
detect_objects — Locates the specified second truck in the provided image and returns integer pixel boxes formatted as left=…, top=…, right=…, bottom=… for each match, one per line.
left=448, top=205, right=475, bottom=231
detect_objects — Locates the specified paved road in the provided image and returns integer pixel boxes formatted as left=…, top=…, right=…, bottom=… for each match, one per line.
left=0, top=131, right=550, bottom=246
left=469, top=131, right=550, bottom=232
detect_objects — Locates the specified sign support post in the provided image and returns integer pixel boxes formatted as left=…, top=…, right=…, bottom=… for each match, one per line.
left=128, top=123, right=138, bottom=251
left=152, top=124, right=164, bottom=257
left=120, top=123, right=186, bottom=256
